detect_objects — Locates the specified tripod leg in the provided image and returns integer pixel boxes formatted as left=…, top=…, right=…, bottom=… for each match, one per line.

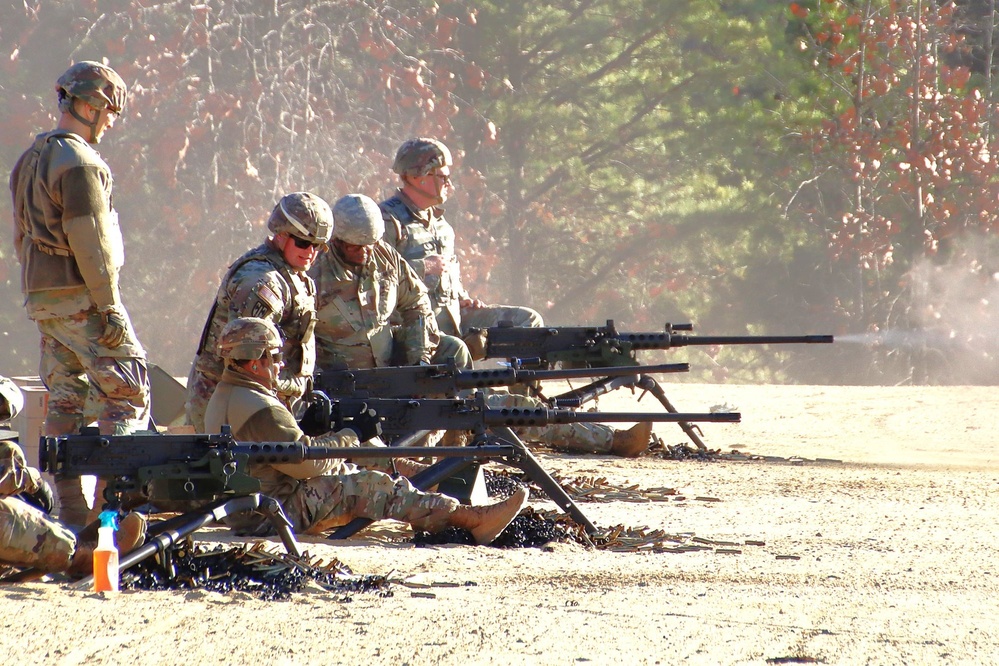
left=491, top=426, right=597, bottom=534
left=635, top=375, right=707, bottom=451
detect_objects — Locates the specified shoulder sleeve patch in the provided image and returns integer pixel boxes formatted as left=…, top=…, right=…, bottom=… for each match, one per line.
left=251, top=282, right=283, bottom=318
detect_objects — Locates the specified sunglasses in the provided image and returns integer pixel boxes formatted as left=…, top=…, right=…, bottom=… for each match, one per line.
left=268, top=351, right=284, bottom=363
left=291, top=236, right=324, bottom=250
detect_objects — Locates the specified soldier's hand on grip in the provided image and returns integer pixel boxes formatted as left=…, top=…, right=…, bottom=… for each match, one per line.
left=346, top=406, right=383, bottom=442
left=98, top=308, right=129, bottom=348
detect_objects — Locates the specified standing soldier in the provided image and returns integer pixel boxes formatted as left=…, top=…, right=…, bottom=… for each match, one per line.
left=380, top=137, right=543, bottom=358
left=10, top=61, right=150, bottom=528
left=185, top=192, right=332, bottom=432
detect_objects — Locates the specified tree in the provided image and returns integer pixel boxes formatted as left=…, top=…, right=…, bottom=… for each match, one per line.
left=0, top=0, right=482, bottom=375
left=446, top=1, right=833, bottom=381
left=785, top=0, right=999, bottom=383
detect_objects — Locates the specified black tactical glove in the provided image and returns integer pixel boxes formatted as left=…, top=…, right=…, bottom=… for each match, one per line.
left=18, top=478, right=55, bottom=514
left=298, top=401, right=329, bottom=436
left=97, top=307, right=129, bottom=348
left=345, top=406, right=383, bottom=442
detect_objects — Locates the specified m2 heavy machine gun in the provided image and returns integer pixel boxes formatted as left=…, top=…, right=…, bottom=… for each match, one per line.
left=314, top=358, right=690, bottom=401
left=481, top=320, right=834, bottom=450
left=299, top=391, right=740, bottom=538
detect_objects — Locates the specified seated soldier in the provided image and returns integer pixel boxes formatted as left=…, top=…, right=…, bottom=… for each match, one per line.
left=311, top=195, right=652, bottom=457
left=204, top=317, right=528, bottom=544
left=308, top=193, right=470, bottom=371
left=186, top=192, right=334, bottom=432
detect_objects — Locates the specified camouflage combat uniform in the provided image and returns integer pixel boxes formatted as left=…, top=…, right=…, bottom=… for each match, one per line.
left=0, top=442, right=76, bottom=572
left=308, top=239, right=469, bottom=370
left=186, top=243, right=317, bottom=432
left=11, top=128, right=150, bottom=525
left=380, top=190, right=543, bottom=337
left=204, top=366, right=460, bottom=535
left=379, top=192, right=612, bottom=453
left=11, top=130, right=150, bottom=435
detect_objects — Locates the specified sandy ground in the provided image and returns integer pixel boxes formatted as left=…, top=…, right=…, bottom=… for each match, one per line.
left=1, top=383, right=997, bottom=666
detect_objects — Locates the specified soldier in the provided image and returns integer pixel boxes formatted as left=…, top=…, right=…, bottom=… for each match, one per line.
left=380, top=141, right=651, bottom=456
left=186, top=192, right=333, bottom=432
left=380, top=137, right=544, bottom=358
left=309, top=193, right=470, bottom=371
left=0, top=379, right=145, bottom=579
left=318, top=194, right=652, bottom=456
left=204, top=317, right=528, bottom=544
left=10, top=61, right=150, bottom=528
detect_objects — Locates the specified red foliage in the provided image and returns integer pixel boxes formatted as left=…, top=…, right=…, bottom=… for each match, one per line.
left=797, top=0, right=999, bottom=270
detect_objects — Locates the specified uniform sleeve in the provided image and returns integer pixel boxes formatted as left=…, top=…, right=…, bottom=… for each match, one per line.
left=10, top=152, right=25, bottom=257
left=60, top=165, right=120, bottom=309
left=0, top=442, right=36, bottom=497
left=226, top=262, right=289, bottom=323
left=438, top=220, right=471, bottom=300
left=238, top=403, right=346, bottom=479
left=393, top=253, right=440, bottom=364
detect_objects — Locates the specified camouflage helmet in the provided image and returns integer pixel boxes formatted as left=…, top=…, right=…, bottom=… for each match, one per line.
left=0, top=377, right=23, bottom=422
left=217, top=317, right=282, bottom=361
left=391, top=138, right=452, bottom=177
left=56, top=61, right=127, bottom=116
left=331, top=194, right=385, bottom=246
left=267, top=192, right=334, bottom=244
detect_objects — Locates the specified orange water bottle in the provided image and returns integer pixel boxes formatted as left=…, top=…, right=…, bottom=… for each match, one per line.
left=93, top=510, right=119, bottom=592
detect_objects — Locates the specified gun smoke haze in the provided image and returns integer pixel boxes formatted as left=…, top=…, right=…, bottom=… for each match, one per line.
left=833, top=234, right=999, bottom=385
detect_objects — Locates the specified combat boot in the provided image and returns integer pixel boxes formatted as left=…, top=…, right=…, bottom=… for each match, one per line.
left=610, top=422, right=653, bottom=458
left=66, top=512, right=148, bottom=578
left=448, top=486, right=529, bottom=545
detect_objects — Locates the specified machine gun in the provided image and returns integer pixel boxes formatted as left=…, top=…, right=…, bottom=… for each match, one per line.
left=302, top=391, right=739, bottom=538
left=480, top=320, right=833, bottom=450
left=314, top=358, right=689, bottom=403
left=304, top=391, right=738, bottom=440
left=483, top=320, right=833, bottom=367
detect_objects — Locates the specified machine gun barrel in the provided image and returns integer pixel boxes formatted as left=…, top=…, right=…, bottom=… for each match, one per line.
left=315, top=360, right=689, bottom=398
left=39, top=432, right=521, bottom=479
left=484, top=319, right=833, bottom=366
left=324, top=395, right=739, bottom=436
left=632, top=333, right=834, bottom=349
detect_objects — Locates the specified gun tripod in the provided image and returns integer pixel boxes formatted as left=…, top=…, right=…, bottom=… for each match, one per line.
left=538, top=372, right=709, bottom=451
left=328, top=428, right=597, bottom=540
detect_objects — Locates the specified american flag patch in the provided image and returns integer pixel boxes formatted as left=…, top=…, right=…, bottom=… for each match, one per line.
left=253, top=282, right=283, bottom=315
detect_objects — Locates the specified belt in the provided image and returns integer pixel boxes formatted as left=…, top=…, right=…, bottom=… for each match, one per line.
left=34, top=241, right=73, bottom=257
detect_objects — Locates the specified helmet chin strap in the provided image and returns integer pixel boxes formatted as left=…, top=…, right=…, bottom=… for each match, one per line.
left=68, top=101, right=101, bottom=143
left=404, top=175, right=446, bottom=207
